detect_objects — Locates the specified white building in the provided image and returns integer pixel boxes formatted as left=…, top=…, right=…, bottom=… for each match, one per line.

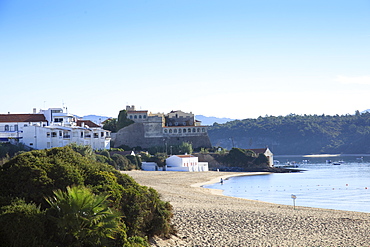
left=166, top=154, right=208, bottom=172
left=0, top=108, right=110, bottom=150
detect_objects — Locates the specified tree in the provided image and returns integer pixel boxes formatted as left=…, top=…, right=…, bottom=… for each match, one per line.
left=45, top=185, right=123, bottom=246
left=179, top=142, right=193, bottom=154
left=117, top=110, right=134, bottom=131
left=102, top=118, right=117, bottom=132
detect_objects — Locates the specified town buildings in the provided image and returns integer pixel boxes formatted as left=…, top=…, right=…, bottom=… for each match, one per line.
left=0, top=108, right=110, bottom=150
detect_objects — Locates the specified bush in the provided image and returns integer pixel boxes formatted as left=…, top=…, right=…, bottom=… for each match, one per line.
left=0, top=199, right=47, bottom=247
left=0, top=146, right=174, bottom=246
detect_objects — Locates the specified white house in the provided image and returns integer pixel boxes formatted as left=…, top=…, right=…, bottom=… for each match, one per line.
left=0, top=108, right=110, bottom=150
left=166, top=154, right=208, bottom=172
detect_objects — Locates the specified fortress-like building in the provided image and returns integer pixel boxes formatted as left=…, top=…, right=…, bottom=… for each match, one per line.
left=113, top=106, right=212, bottom=149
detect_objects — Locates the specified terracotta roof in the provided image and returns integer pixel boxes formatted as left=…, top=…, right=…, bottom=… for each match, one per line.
left=176, top=155, right=195, bottom=158
left=127, top=111, right=148, bottom=113
left=76, top=120, right=100, bottom=128
left=0, top=114, right=47, bottom=123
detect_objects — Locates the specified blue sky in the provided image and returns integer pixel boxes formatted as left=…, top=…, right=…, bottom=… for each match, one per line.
left=1, top=0, right=369, bottom=119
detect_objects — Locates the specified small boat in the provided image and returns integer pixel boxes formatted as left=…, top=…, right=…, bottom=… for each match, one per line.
left=332, top=162, right=341, bottom=165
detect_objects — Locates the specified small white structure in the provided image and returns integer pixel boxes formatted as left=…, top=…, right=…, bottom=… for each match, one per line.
left=166, top=154, right=208, bottom=172
left=141, top=162, right=159, bottom=171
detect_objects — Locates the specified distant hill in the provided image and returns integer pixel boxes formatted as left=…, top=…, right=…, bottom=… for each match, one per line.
left=196, top=115, right=235, bottom=126
left=208, top=112, right=370, bottom=155
left=81, top=115, right=111, bottom=125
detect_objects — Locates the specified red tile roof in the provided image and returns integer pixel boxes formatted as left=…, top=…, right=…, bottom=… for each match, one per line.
left=176, top=155, right=195, bottom=158
left=0, top=114, right=47, bottom=123
left=127, top=111, right=148, bottom=113
left=76, top=120, right=100, bottom=128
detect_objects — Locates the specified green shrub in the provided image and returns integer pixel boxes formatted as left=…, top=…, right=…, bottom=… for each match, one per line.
left=0, top=199, right=48, bottom=247
left=0, top=146, right=174, bottom=245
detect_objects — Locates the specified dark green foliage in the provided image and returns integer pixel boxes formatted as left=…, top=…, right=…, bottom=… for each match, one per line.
left=147, top=153, right=167, bottom=167
left=45, top=185, right=123, bottom=246
left=120, top=187, right=173, bottom=238
left=102, top=118, right=118, bottom=132
left=0, top=143, right=28, bottom=165
left=0, top=146, right=174, bottom=246
left=212, top=148, right=269, bottom=170
left=0, top=199, right=47, bottom=247
left=148, top=142, right=193, bottom=155
left=209, top=111, right=370, bottom=154
left=117, top=110, right=135, bottom=131
left=111, top=153, right=131, bottom=170
left=126, top=155, right=139, bottom=169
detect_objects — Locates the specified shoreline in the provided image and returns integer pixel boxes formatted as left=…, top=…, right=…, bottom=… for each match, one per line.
left=123, top=171, right=370, bottom=246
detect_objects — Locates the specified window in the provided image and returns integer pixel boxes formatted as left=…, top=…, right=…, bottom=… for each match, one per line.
left=4, top=125, right=9, bottom=131
left=169, top=129, right=172, bottom=133
left=174, top=129, right=177, bottom=133
left=59, top=131, right=62, bottom=136
left=192, top=128, right=196, bottom=132
left=134, top=115, right=137, bottom=119
left=54, top=118, right=63, bottom=122
left=47, top=132, right=51, bottom=138
left=188, top=128, right=191, bottom=133
left=164, top=129, right=168, bottom=133
left=139, top=115, right=142, bottom=119
left=179, top=129, right=182, bottom=133
left=94, top=133, right=99, bottom=138
left=183, top=129, right=186, bottom=133
left=51, top=132, right=57, bottom=137
left=29, top=143, right=33, bottom=146
left=129, top=115, right=133, bottom=119
left=143, top=115, right=146, bottom=118
left=14, top=125, right=18, bottom=131
left=101, top=132, right=104, bottom=137
left=202, top=128, right=205, bottom=132
left=24, top=124, right=28, bottom=127
left=81, top=132, right=84, bottom=138
left=197, top=128, right=200, bottom=132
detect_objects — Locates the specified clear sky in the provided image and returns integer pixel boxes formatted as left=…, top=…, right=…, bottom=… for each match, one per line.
left=1, top=0, right=369, bottom=119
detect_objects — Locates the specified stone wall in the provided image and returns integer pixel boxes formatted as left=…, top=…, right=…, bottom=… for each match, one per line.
left=113, top=123, right=212, bottom=149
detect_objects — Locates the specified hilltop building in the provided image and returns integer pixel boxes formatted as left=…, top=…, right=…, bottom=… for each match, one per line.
left=113, top=105, right=212, bottom=149
left=0, top=108, right=110, bottom=150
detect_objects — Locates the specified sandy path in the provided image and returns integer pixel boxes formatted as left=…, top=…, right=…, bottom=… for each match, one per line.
left=123, top=171, right=370, bottom=246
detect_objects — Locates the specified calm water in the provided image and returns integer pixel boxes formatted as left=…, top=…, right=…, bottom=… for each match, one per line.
left=204, top=156, right=370, bottom=213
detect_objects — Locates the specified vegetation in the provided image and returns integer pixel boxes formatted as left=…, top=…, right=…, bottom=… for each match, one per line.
left=0, top=145, right=174, bottom=246
left=147, top=142, right=193, bottom=156
left=103, top=110, right=134, bottom=133
left=211, top=148, right=270, bottom=170
left=209, top=112, right=370, bottom=154
left=0, top=143, right=28, bottom=165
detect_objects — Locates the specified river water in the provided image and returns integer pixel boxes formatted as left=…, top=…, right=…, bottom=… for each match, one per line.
left=204, top=155, right=370, bottom=213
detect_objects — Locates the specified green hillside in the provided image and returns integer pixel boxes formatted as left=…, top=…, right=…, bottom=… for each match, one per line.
left=208, top=111, right=370, bottom=155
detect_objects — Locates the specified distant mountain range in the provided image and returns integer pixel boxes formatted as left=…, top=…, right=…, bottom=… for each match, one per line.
left=80, top=115, right=111, bottom=124
left=195, top=115, right=235, bottom=126
left=80, top=114, right=235, bottom=126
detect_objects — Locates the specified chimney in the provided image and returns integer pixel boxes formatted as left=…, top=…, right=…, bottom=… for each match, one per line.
left=33, top=108, right=37, bottom=114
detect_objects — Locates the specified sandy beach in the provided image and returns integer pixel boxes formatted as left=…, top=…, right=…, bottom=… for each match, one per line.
left=123, top=171, right=370, bottom=246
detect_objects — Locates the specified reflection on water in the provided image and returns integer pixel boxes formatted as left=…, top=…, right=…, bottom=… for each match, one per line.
left=204, top=156, right=370, bottom=213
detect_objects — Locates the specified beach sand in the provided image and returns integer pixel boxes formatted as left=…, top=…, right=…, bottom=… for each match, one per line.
left=122, top=171, right=370, bottom=246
